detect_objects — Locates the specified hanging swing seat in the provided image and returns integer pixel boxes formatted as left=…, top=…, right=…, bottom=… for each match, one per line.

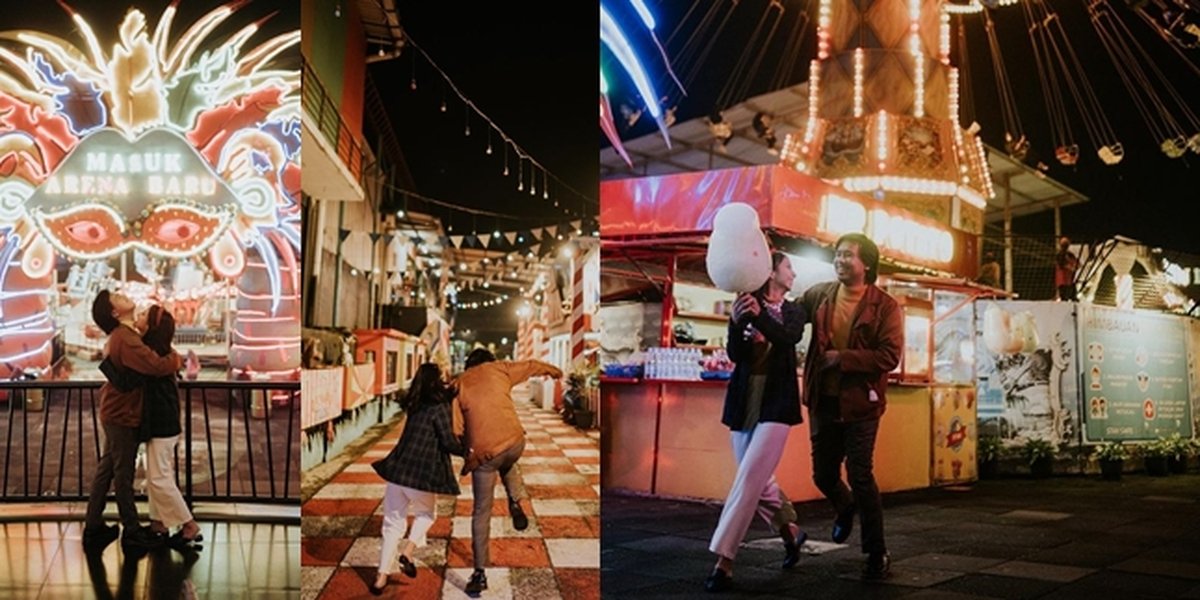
left=1097, top=143, right=1124, bottom=165
left=1055, top=144, right=1080, bottom=165
left=1005, top=133, right=1030, bottom=160
left=1187, top=133, right=1200, bottom=154
left=1161, top=136, right=1187, bottom=158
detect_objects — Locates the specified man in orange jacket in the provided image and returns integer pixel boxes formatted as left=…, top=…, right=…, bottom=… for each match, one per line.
left=456, top=348, right=562, bottom=596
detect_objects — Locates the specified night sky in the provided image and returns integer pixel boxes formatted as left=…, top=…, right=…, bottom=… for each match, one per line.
left=601, top=0, right=1199, bottom=254
left=376, top=2, right=596, bottom=344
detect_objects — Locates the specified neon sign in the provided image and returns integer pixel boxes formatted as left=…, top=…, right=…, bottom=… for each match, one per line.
left=0, top=2, right=300, bottom=379
left=820, top=194, right=955, bottom=265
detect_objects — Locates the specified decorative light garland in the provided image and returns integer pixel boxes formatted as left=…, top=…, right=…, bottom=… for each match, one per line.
left=853, top=48, right=865, bottom=118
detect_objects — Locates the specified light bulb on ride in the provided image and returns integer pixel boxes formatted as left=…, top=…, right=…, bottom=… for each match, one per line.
left=705, top=202, right=772, bottom=293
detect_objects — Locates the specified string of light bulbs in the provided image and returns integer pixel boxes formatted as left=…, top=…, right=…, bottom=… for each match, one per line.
left=401, top=32, right=599, bottom=213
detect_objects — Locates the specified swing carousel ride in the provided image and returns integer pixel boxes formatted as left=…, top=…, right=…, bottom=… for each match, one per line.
left=601, top=0, right=1200, bottom=230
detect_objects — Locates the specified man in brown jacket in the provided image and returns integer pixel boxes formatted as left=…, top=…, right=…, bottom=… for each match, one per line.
left=799, top=233, right=903, bottom=580
left=84, top=290, right=183, bottom=551
left=456, top=348, right=562, bottom=595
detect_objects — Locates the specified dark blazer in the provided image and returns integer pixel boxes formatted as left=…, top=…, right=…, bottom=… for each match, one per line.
left=721, top=298, right=806, bottom=430
left=799, top=281, right=903, bottom=422
left=140, top=375, right=182, bottom=441
left=373, top=400, right=466, bottom=495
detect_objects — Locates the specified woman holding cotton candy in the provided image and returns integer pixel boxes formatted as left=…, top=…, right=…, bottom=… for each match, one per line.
left=703, top=204, right=808, bottom=593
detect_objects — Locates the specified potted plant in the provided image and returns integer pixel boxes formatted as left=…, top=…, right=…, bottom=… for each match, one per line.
left=1092, top=441, right=1129, bottom=481
left=1142, top=439, right=1171, bottom=476
left=978, top=436, right=1003, bottom=479
left=1022, top=438, right=1056, bottom=478
left=1164, top=433, right=1196, bottom=474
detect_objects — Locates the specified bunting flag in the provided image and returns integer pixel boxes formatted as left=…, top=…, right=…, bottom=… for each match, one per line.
left=479, top=233, right=491, bottom=246
left=504, top=232, right=518, bottom=245
left=450, top=235, right=464, bottom=248
left=369, top=232, right=383, bottom=243
left=547, top=225, right=558, bottom=238
left=570, top=220, right=582, bottom=232
left=530, top=228, right=543, bottom=241
left=339, top=229, right=353, bottom=243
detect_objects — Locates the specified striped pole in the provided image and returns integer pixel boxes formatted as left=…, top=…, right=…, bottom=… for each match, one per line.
left=570, top=253, right=586, bottom=367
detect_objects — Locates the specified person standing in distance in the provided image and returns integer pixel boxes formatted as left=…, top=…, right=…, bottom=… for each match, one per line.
left=799, top=233, right=903, bottom=580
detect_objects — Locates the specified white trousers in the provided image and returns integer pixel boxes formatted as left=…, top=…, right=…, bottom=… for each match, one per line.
left=145, top=435, right=194, bottom=529
left=709, top=422, right=791, bottom=560
left=378, top=483, right=436, bottom=575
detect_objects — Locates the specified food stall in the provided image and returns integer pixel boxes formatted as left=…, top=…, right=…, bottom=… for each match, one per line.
left=600, top=165, right=998, bottom=501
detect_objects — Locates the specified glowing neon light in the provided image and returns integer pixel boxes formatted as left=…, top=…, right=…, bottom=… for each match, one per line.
left=853, top=48, right=865, bottom=118
left=629, top=0, right=656, bottom=30
left=600, top=4, right=671, bottom=148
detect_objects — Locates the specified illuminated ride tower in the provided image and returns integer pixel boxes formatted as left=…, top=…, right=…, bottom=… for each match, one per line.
left=781, top=0, right=994, bottom=236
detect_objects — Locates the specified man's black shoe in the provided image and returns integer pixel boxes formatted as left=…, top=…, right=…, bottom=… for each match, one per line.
left=832, top=505, right=855, bottom=544
left=509, top=500, right=529, bottom=531
left=121, top=525, right=166, bottom=549
left=465, top=569, right=488, bottom=596
left=863, top=551, right=891, bottom=580
left=782, top=528, right=807, bottom=569
left=704, top=568, right=732, bottom=593
left=82, top=524, right=119, bottom=550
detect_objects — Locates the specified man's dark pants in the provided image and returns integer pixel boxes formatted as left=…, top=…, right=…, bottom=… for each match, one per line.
left=810, top=397, right=885, bottom=554
left=85, top=423, right=142, bottom=531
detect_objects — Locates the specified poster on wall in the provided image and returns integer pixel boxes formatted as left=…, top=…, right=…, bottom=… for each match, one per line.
left=1190, top=318, right=1200, bottom=438
left=932, top=386, right=976, bottom=484
left=1079, top=305, right=1192, bottom=442
left=975, top=301, right=1079, bottom=446
left=301, top=368, right=344, bottom=429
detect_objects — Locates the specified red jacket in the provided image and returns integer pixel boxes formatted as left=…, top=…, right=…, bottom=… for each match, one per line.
left=799, top=281, right=903, bottom=422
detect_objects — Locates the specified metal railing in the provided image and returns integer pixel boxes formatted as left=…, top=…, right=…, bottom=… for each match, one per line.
left=0, top=380, right=300, bottom=504
left=301, top=56, right=367, bottom=189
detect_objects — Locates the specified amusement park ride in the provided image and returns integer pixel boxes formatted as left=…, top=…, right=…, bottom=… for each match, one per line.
left=601, top=0, right=1200, bottom=190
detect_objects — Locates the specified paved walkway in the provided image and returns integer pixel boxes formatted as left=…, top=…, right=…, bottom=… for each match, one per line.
left=302, top=400, right=601, bottom=599
left=602, top=474, right=1200, bottom=599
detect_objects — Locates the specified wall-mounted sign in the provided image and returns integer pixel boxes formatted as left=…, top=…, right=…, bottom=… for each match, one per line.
left=1079, top=305, right=1192, bottom=442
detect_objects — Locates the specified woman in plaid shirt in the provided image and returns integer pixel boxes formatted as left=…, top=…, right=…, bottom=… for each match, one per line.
left=369, top=363, right=466, bottom=594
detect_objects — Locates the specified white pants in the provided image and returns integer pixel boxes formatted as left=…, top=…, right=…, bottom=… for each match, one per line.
left=145, top=435, right=194, bottom=529
left=378, top=483, right=436, bottom=575
left=709, top=422, right=792, bottom=560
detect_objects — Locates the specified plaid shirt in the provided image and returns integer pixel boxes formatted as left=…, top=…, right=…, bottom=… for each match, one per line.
left=372, top=401, right=465, bottom=495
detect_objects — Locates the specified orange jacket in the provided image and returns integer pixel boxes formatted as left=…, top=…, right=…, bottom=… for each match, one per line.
left=100, top=325, right=183, bottom=427
left=455, top=360, right=561, bottom=460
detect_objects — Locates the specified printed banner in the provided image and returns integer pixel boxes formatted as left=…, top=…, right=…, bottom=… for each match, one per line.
left=932, top=386, right=977, bottom=484
left=975, top=301, right=1079, bottom=446
left=301, top=367, right=344, bottom=429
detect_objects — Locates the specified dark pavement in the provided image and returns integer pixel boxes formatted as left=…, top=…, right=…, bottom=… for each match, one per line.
left=601, top=474, right=1200, bottom=599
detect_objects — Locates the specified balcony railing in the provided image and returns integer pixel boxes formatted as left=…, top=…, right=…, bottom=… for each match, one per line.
left=0, top=380, right=300, bottom=504
left=301, top=56, right=368, bottom=190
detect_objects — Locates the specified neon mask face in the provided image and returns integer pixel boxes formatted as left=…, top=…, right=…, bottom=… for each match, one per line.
left=25, top=129, right=238, bottom=259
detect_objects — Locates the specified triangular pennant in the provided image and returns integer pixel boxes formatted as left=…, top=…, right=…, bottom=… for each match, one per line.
left=339, top=229, right=352, bottom=243
left=450, top=235, right=464, bottom=248
left=570, top=220, right=582, bottom=231
left=530, top=228, right=543, bottom=241
left=479, top=233, right=491, bottom=246
left=369, top=232, right=382, bottom=243
left=505, top=232, right=517, bottom=244
left=547, top=225, right=558, bottom=238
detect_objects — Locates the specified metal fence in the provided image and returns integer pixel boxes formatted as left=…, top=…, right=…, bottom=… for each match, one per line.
left=0, top=380, right=300, bottom=504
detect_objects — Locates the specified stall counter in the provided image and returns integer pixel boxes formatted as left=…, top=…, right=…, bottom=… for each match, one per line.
left=602, top=378, right=933, bottom=502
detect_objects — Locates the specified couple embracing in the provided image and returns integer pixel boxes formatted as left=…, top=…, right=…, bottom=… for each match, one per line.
left=82, top=290, right=203, bottom=552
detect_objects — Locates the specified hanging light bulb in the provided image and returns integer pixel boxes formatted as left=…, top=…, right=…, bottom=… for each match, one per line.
left=410, top=77, right=417, bottom=91
left=378, top=46, right=386, bottom=57
left=334, top=3, right=341, bottom=17
left=486, top=142, right=493, bottom=155
left=440, top=99, right=447, bottom=112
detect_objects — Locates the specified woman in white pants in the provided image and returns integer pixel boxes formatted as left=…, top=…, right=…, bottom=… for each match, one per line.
left=370, top=363, right=465, bottom=594
left=706, top=253, right=808, bottom=593
left=138, top=306, right=203, bottom=545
